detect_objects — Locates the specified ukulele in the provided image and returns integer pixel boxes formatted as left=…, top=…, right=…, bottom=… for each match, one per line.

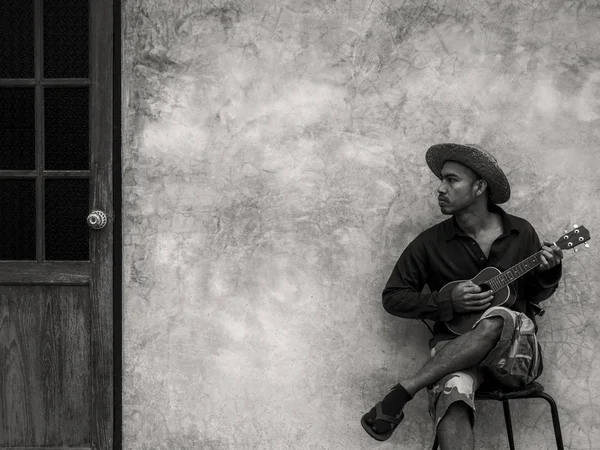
left=443, top=225, right=591, bottom=335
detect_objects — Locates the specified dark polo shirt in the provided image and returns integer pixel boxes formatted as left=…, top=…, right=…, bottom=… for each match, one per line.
left=382, top=204, right=562, bottom=348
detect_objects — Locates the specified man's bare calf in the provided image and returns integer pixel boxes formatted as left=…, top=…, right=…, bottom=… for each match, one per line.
left=437, top=402, right=474, bottom=450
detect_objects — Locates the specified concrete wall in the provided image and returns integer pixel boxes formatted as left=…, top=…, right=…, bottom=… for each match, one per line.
left=121, top=1, right=600, bottom=448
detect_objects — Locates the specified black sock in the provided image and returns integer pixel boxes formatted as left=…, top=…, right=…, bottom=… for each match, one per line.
left=381, top=383, right=413, bottom=414
left=367, top=384, right=413, bottom=433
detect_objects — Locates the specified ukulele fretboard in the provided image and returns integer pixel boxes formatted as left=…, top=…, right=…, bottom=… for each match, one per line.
left=487, top=250, right=544, bottom=292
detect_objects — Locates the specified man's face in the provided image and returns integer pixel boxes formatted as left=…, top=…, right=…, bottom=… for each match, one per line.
left=436, top=161, right=482, bottom=215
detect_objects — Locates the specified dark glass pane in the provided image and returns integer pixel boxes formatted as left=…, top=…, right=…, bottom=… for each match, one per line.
left=44, top=88, right=89, bottom=170
left=0, top=88, right=36, bottom=169
left=43, top=0, right=89, bottom=78
left=0, top=179, right=36, bottom=260
left=0, top=0, right=35, bottom=78
left=45, top=178, right=89, bottom=260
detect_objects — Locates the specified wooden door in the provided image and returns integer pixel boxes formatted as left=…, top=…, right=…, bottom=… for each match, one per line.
left=0, top=1, right=114, bottom=449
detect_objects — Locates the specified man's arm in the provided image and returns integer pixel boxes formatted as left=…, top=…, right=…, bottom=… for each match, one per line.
left=382, top=239, right=454, bottom=322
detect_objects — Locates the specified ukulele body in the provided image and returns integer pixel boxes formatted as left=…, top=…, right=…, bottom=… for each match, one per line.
left=441, top=266, right=516, bottom=335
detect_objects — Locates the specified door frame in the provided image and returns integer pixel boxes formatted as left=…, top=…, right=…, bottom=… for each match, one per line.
left=112, top=0, right=123, bottom=448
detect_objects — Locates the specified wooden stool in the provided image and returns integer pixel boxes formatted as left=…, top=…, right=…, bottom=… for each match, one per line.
left=431, top=381, right=564, bottom=449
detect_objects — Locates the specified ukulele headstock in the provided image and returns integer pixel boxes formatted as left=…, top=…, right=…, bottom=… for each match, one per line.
left=556, top=224, right=591, bottom=252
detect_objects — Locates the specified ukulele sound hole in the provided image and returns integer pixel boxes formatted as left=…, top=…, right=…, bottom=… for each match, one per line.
left=478, top=283, right=492, bottom=292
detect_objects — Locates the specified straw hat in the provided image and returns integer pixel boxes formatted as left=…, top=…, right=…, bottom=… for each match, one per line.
left=425, top=143, right=511, bottom=204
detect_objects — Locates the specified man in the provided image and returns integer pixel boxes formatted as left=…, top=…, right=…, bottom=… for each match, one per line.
left=361, top=144, right=563, bottom=449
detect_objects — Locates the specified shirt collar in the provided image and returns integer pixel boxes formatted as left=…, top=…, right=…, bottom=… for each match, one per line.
left=443, top=204, right=520, bottom=242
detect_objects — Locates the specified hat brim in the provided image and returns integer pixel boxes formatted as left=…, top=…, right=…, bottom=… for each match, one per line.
left=425, top=143, right=510, bottom=204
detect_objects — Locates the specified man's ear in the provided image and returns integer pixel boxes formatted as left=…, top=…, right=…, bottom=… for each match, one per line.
left=475, top=179, right=488, bottom=197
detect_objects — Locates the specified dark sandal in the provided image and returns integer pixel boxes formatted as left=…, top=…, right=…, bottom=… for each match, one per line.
left=360, top=401, right=404, bottom=441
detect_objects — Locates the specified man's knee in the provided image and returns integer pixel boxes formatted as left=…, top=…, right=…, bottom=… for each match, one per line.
left=474, top=316, right=503, bottom=341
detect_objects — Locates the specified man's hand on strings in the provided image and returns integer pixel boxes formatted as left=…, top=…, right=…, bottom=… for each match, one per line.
left=538, top=240, right=563, bottom=271
left=451, top=281, right=494, bottom=313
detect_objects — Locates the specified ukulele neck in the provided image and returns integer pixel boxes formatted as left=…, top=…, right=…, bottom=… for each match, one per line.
left=488, top=250, right=544, bottom=293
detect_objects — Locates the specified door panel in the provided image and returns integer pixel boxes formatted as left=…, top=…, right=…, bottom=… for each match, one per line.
left=0, top=286, right=91, bottom=447
left=0, top=0, right=114, bottom=449
left=43, top=0, right=89, bottom=79
left=0, top=1, right=35, bottom=78
left=0, top=178, right=37, bottom=260
left=45, top=178, right=90, bottom=260
left=0, top=88, right=36, bottom=170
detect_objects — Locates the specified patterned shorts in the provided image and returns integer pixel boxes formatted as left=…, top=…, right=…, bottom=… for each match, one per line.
left=427, top=306, right=543, bottom=428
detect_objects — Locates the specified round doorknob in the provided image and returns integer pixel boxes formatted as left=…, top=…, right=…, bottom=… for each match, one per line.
left=87, top=210, right=108, bottom=230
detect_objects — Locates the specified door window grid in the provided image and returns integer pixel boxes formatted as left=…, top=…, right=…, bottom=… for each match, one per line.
left=0, top=0, right=90, bottom=261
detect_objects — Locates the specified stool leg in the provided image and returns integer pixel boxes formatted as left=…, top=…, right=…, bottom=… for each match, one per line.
left=432, top=434, right=439, bottom=450
left=502, top=400, right=516, bottom=450
left=534, top=393, right=565, bottom=450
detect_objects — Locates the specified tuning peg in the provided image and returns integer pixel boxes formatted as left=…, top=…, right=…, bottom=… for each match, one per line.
left=564, top=230, right=569, bottom=234
left=574, top=248, right=578, bottom=252
left=585, top=243, right=590, bottom=248
left=574, top=224, right=579, bottom=228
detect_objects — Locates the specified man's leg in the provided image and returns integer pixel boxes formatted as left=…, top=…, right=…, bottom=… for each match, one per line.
left=401, top=316, right=503, bottom=396
left=437, top=402, right=474, bottom=450
left=433, top=306, right=543, bottom=449
left=427, top=363, right=481, bottom=450
left=363, top=317, right=503, bottom=436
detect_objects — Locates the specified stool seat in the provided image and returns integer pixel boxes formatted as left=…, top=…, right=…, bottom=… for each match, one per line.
left=476, top=380, right=544, bottom=400
left=432, top=380, right=564, bottom=450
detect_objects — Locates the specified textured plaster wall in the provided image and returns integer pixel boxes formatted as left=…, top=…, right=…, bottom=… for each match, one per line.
left=121, top=1, right=600, bottom=449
